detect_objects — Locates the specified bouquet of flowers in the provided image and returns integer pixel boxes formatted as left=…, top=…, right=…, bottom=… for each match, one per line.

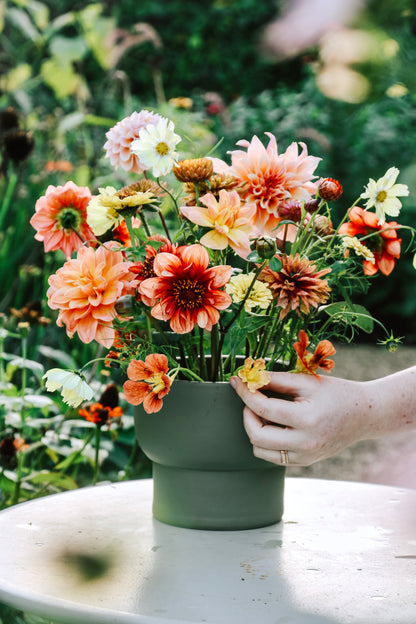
left=31, top=109, right=413, bottom=414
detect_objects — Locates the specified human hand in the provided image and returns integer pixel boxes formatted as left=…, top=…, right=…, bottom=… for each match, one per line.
left=230, top=372, right=371, bottom=466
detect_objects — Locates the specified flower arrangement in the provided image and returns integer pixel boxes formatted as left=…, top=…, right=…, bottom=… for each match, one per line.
left=31, top=110, right=414, bottom=413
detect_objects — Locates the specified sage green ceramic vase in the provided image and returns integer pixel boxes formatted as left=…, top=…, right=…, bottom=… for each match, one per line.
left=134, top=380, right=285, bottom=530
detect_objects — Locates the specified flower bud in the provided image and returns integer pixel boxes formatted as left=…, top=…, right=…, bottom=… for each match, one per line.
left=255, top=236, right=277, bottom=259
left=279, top=200, right=302, bottom=222
left=173, top=158, right=214, bottom=183
left=0, top=107, right=20, bottom=132
left=304, top=198, right=320, bottom=214
left=115, top=295, right=136, bottom=317
left=4, top=130, right=34, bottom=163
left=318, top=178, right=343, bottom=201
left=314, top=215, right=333, bottom=236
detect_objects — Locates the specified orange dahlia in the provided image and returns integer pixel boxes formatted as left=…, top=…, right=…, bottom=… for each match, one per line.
left=260, top=253, right=331, bottom=320
left=138, top=244, right=232, bottom=334
left=123, top=353, right=172, bottom=413
left=30, top=181, right=96, bottom=259
left=338, top=206, right=401, bottom=276
left=294, top=330, right=336, bottom=377
left=212, top=134, right=320, bottom=236
left=47, top=244, right=135, bottom=346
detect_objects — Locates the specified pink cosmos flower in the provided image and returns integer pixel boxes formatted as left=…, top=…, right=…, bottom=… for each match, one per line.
left=103, top=110, right=161, bottom=174
left=180, top=189, right=257, bottom=258
left=138, top=244, right=232, bottom=334
left=47, top=245, right=136, bottom=347
left=30, top=181, right=96, bottom=259
left=212, top=133, right=320, bottom=236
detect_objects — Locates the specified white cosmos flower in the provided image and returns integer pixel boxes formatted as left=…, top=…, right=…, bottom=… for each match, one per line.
left=43, top=369, right=94, bottom=408
left=131, top=117, right=181, bottom=177
left=360, top=166, right=409, bottom=224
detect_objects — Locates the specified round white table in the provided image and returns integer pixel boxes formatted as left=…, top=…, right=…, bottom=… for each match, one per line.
left=0, top=478, right=415, bottom=624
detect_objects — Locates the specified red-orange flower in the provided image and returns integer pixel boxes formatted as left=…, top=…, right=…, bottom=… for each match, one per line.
left=30, top=181, right=96, bottom=259
left=79, top=383, right=122, bottom=426
left=338, top=206, right=401, bottom=276
left=138, top=244, right=232, bottom=334
left=130, top=235, right=178, bottom=305
left=260, top=253, right=331, bottom=320
left=123, top=353, right=172, bottom=413
left=47, top=244, right=135, bottom=346
left=294, top=330, right=336, bottom=377
left=79, top=403, right=123, bottom=426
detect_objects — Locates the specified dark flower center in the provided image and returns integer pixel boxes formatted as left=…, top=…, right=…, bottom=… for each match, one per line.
left=172, top=278, right=205, bottom=309
left=141, top=256, right=156, bottom=279
left=57, top=206, right=82, bottom=231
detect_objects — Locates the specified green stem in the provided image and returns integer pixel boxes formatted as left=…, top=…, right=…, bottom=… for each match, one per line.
left=92, top=426, right=101, bottom=486
left=211, top=324, right=220, bottom=381
left=0, top=171, right=18, bottom=231
left=140, top=211, right=152, bottom=238
left=11, top=451, right=25, bottom=506
left=20, top=334, right=28, bottom=425
left=157, top=207, right=172, bottom=241
left=198, top=327, right=207, bottom=379
left=124, top=216, right=138, bottom=258
left=122, top=438, right=139, bottom=480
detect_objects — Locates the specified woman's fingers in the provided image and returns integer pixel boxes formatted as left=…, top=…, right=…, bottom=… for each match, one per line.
left=243, top=407, right=295, bottom=447
left=231, top=374, right=303, bottom=427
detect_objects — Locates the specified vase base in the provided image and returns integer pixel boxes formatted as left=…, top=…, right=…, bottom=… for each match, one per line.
left=151, top=463, right=285, bottom=530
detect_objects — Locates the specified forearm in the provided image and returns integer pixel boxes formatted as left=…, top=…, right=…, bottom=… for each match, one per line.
left=361, top=366, right=416, bottom=438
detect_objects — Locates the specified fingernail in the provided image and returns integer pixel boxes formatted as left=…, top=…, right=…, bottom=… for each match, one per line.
left=230, top=376, right=236, bottom=389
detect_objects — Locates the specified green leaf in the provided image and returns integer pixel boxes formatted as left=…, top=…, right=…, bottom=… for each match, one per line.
left=268, top=256, right=282, bottom=272
left=40, top=58, right=78, bottom=98
left=50, top=35, right=88, bottom=63
left=38, top=345, right=74, bottom=368
left=8, top=356, right=44, bottom=373
left=238, top=314, right=272, bottom=332
left=323, top=302, right=374, bottom=333
left=26, top=470, right=78, bottom=490
left=8, top=7, right=41, bottom=42
left=25, top=0, right=49, bottom=31
left=247, top=250, right=262, bottom=262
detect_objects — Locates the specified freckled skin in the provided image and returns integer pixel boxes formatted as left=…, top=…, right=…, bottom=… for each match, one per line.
left=230, top=367, right=416, bottom=467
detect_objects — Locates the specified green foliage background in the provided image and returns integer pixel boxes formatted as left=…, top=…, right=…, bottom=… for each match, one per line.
left=1, top=1, right=416, bottom=621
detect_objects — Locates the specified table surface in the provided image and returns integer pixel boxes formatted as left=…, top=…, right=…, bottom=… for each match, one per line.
left=0, top=478, right=415, bottom=624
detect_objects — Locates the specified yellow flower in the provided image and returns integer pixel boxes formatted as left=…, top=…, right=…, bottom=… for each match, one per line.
left=226, top=272, right=273, bottom=312
left=87, top=186, right=156, bottom=235
left=341, top=235, right=375, bottom=264
left=237, top=357, right=270, bottom=393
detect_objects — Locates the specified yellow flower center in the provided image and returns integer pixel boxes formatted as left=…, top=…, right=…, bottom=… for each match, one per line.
left=156, top=141, right=169, bottom=156
left=148, top=372, right=167, bottom=394
left=376, top=190, right=387, bottom=202
left=172, top=278, right=205, bottom=309
left=215, top=221, right=229, bottom=234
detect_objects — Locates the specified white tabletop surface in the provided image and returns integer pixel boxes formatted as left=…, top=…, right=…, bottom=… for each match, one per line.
left=0, top=478, right=415, bottom=624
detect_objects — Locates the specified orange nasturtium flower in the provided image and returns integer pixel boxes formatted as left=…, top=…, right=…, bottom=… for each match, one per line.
left=238, top=357, right=271, bottom=393
left=338, top=206, right=401, bottom=276
left=294, top=330, right=336, bottom=377
left=123, top=353, right=172, bottom=413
